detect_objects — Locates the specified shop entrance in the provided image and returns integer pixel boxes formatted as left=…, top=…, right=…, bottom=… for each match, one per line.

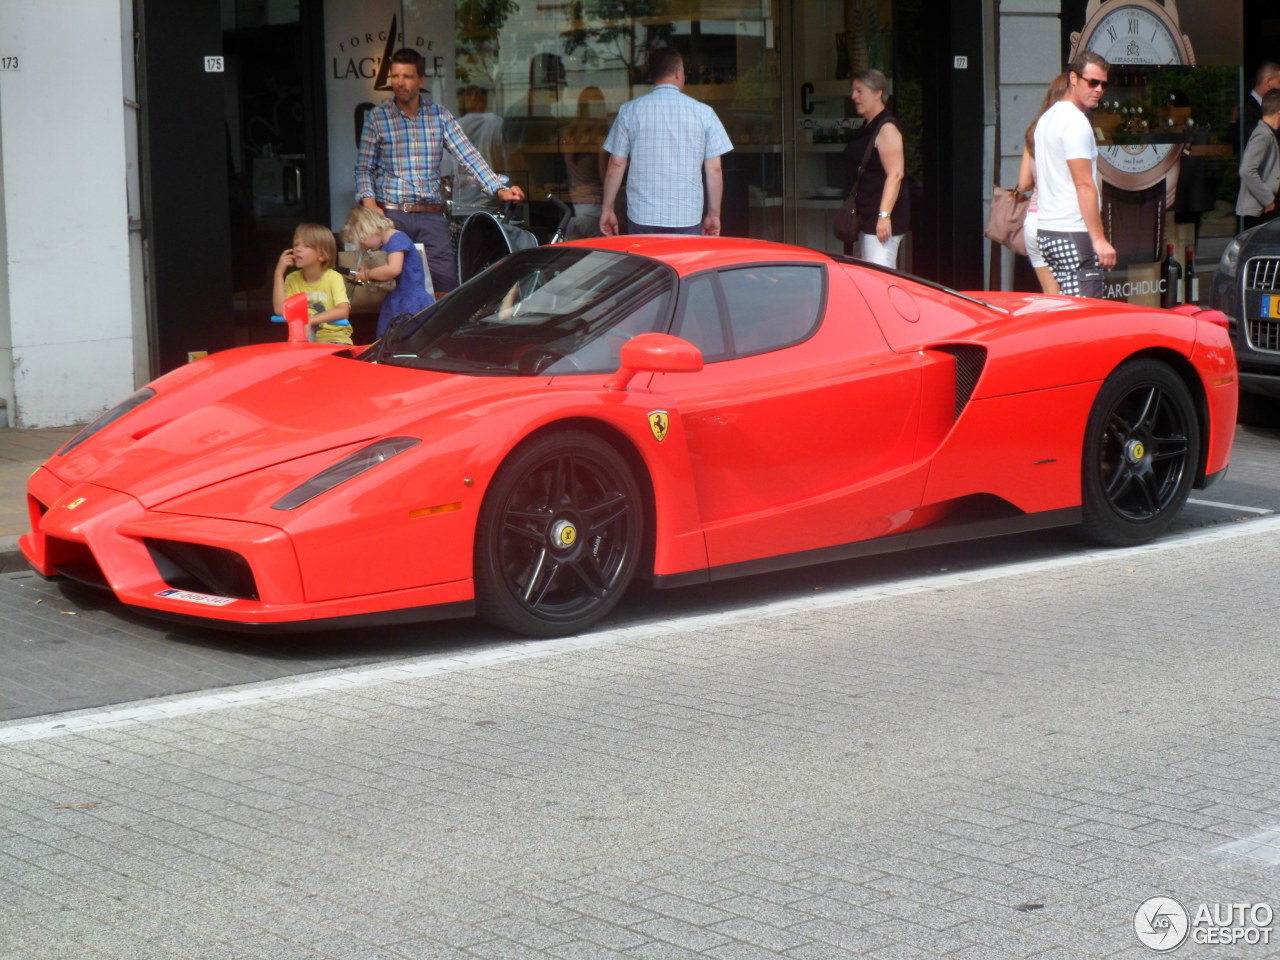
left=136, top=1, right=329, bottom=372
left=222, top=3, right=330, bottom=345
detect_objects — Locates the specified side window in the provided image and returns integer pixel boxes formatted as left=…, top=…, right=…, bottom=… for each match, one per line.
left=672, top=274, right=728, bottom=359
left=720, top=265, right=824, bottom=357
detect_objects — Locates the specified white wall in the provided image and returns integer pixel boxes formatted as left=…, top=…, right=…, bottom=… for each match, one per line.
left=993, top=0, right=1062, bottom=290
left=0, top=0, right=137, bottom=427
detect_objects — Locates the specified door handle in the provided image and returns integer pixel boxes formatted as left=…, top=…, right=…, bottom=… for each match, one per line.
left=283, top=164, right=301, bottom=205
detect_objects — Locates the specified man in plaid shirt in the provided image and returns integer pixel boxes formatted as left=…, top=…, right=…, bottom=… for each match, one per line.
left=355, top=49, right=524, bottom=294
left=600, top=48, right=733, bottom=237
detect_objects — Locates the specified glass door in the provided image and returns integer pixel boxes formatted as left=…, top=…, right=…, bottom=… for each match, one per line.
left=222, top=2, right=321, bottom=344
left=785, top=0, right=894, bottom=253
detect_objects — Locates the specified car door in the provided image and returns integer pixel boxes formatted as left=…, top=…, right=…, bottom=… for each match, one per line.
left=650, top=262, right=927, bottom=570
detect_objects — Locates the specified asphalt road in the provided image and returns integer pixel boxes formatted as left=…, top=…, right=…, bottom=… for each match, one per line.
left=3, top=421, right=1278, bottom=725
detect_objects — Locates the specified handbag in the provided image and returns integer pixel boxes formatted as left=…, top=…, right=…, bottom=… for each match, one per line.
left=834, top=121, right=882, bottom=244
left=338, top=249, right=396, bottom=313
left=984, top=186, right=1030, bottom=256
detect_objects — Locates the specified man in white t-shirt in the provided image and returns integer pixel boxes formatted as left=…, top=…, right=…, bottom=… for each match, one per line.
left=1033, top=52, right=1116, bottom=297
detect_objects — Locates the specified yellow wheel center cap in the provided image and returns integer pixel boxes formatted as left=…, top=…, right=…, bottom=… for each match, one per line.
left=1127, top=440, right=1146, bottom=462
left=552, top=520, right=578, bottom=549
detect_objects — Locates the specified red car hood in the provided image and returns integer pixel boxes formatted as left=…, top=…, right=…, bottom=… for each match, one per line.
left=47, top=355, right=538, bottom=509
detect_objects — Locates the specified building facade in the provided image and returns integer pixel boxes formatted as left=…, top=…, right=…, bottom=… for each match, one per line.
left=0, top=0, right=1255, bottom=428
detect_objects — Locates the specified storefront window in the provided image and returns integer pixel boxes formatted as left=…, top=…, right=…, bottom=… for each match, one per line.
left=1061, top=0, right=1243, bottom=305
left=400, top=0, right=784, bottom=240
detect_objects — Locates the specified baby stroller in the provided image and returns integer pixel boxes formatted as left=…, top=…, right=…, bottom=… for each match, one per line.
left=455, top=195, right=573, bottom=285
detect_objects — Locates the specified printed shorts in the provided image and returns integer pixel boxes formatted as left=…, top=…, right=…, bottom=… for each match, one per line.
left=1037, top=230, right=1105, bottom=298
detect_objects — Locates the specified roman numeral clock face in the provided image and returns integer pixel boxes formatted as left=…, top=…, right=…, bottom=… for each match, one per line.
left=1075, top=0, right=1194, bottom=190
left=1091, top=5, right=1183, bottom=65
left=1102, top=141, right=1174, bottom=176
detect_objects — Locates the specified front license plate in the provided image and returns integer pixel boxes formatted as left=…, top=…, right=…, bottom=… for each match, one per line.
left=155, top=588, right=236, bottom=607
left=1260, top=295, right=1280, bottom=319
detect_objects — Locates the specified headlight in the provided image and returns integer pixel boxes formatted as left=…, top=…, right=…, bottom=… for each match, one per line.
left=271, top=437, right=420, bottom=510
left=58, top=388, right=157, bottom=456
left=1217, top=235, right=1245, bottom=282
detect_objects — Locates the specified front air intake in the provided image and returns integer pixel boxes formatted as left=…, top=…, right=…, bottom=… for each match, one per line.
left=144, top=539, right=259, bottom=601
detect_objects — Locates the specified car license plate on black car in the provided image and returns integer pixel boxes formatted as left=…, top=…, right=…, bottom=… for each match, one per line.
left=1260, top=295, right=1280, bottom=319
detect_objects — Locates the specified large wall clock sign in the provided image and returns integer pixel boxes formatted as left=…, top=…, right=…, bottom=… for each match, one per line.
left=1070, top=0, right=1195, bottom=266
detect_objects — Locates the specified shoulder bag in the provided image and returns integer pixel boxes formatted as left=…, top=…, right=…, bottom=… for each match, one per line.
left=834, top=121, right=883, bottom=244
left=984, top=186, right=1030, bottom=256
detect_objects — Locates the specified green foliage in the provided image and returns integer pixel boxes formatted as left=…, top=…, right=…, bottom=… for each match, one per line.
left=456, top=0, right=521, bottom=85
left=1148, top=65, right=1239, bottom=143
left=561, top=0, right=673, bottom=92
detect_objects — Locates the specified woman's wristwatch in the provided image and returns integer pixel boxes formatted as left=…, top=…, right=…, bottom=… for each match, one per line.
left=877, top=211, right=891, bottom=219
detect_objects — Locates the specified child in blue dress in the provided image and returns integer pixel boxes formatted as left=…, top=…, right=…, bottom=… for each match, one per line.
left=341, top=206, right=434, bottom=337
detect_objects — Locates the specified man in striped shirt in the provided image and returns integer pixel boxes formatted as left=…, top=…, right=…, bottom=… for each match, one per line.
left=355, top=49, right=524, bottom=294
left=600, top=48, right=733, bottom=237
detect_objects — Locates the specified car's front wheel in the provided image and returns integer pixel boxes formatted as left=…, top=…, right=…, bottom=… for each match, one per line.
left=475, top=431, right=643, bottom=637
left=1080, top=359, right=1199, bottom=547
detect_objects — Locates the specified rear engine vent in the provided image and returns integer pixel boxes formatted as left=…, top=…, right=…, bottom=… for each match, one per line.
left=933, top=345, right=987, bottom=420
left=144, top=539, right=259, bottom=601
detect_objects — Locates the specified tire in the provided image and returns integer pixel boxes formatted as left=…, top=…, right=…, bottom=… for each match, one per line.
left=475, top=431, right=643, bottom=637
left=1080, top=359, right=1199, bottom=547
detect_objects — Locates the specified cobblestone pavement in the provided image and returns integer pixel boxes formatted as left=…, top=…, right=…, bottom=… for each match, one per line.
left=2, top=520, right=1279, bottom=959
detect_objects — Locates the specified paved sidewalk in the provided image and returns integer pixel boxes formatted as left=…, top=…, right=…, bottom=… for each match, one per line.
left=0, top=427, right=82, bottom=573
left=2, top=522, right=1279, bottom=959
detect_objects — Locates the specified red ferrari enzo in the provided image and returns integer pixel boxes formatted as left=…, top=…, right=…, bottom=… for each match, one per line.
left=22, top=237, right=1236, bottom=637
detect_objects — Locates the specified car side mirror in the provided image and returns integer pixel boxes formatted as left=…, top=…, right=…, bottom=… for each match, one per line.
left=605, top=333, right=703, bottom=391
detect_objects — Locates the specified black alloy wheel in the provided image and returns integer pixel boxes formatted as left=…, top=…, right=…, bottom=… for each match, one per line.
left=1080, top=359, right=1199, bottom=547
left=475, top=431, right=643, bottom=637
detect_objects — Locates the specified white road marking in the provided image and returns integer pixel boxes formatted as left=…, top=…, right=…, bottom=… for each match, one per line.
left=1217, top=827, right=1280, bottom=865
left=1187, top=498, right=1275, bottom=515
left=6, top=514, right=1280, bottom=745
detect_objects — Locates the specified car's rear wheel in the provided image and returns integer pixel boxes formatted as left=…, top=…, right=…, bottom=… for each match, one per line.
left=1080, top=359, right=1199, bottom=546
left=475, top=431, right=642, bottom=637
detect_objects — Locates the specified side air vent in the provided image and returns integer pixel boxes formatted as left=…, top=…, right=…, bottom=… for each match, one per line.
left=932, top=345, right=987, bottom=420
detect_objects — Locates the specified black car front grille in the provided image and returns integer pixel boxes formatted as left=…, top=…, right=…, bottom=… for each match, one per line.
left=1242, top=258, right=1280, bottom=355
left=1248, top=319, right=1280, bottom=353
left=1245, top=257, right=1280, bottom=291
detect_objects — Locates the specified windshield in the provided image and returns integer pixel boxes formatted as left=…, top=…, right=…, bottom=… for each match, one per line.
left=362, top=247, right=675, bottom=375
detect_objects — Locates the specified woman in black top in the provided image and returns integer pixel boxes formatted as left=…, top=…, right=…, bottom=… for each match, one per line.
left=843, top=68, right=908, bottom=266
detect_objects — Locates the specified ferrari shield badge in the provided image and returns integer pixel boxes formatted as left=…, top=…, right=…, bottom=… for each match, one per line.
left=647, top=410, right=669, bottom=443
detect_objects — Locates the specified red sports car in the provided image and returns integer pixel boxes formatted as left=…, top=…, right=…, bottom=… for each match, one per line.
left=22, top=237, right=1236, bottom=636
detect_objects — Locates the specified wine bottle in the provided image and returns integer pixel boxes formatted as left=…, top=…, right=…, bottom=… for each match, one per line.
left=1184, top=246, right=1199, bottom=305
left=1160, top=244, right=1182, bottom=309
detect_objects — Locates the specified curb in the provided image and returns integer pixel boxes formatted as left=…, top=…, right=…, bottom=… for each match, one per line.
left=0, top=536, right=27, bottom=575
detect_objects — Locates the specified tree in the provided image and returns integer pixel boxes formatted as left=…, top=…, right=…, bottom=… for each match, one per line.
left=456, top=0, right=521, bottom=91
left=561, top=0, right=673, bottom=99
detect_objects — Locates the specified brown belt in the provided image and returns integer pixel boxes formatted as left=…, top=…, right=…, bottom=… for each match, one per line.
left=380, top=200, right=443, bottom=214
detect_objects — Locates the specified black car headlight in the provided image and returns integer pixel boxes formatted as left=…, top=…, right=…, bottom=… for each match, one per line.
left=59, top=388, right=157, bottom=456
left=271, top=437, right=420, bottom=510
left=1218, top=234, right=1246, bottom=282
